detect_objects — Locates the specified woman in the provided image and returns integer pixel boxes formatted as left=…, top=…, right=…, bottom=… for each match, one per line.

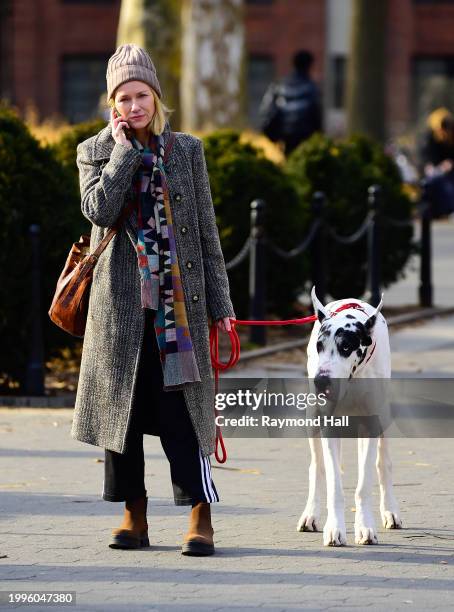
left=419, top=107, right=454, bottom=217
left=70, top=43, right=235, bottom=556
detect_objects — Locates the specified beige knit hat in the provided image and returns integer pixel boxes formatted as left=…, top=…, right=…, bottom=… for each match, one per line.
left=106, top=43, right=162, bottom=101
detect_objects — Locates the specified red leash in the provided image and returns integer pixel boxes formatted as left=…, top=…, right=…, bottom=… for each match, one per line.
left=210, top=302, right=379, bottom=463
left=210, top=314, right=317, bottom=463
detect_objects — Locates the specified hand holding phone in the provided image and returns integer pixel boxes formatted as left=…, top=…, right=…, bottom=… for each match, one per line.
left=111, top=108, right=133, bottom=149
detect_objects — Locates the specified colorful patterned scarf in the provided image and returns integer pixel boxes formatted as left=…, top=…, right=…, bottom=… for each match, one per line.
left=131, top=132, right=201, bottom=388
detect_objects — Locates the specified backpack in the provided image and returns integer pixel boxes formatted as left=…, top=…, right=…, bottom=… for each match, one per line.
left=260, top=76, right=321, bottom=145
left=260, top=85, right=284, bottom=143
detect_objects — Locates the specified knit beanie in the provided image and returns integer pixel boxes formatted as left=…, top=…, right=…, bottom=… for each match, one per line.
left=106, top=43, right=162, bottom=101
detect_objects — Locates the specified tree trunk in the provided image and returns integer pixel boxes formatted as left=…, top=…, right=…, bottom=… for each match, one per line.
left=117, top=0, right=182, bottom=129
left=180, top=0, right=245, bottom=132
left=346, top=0, right=387, bottom=142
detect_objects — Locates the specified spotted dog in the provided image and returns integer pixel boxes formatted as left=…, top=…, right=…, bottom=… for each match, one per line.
left=297, top=287, right=402, bottom=546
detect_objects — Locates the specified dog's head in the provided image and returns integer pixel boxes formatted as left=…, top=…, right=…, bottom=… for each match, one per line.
left=310, top=287, right=383, bottom=401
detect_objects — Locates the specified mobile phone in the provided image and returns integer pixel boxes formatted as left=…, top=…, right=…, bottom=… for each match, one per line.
left=113, top=108, right=133, bottom=140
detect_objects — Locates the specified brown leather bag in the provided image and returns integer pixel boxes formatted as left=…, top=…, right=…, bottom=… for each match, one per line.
left=49, top=132, right=176, bottom=338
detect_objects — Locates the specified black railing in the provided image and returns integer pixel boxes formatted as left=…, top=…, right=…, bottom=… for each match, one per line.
left=25, top=183, right=431, bottom=391
left=226, top=183, right=429, bottom=345
left=26, top=224, right=45, bottom=395
left=418, top=180, right=433, bottom=307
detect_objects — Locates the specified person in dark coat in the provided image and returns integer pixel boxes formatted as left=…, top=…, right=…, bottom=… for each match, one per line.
left=71, top=43, right=235, bottom=556
left=259, top=49, right=322, bottom=156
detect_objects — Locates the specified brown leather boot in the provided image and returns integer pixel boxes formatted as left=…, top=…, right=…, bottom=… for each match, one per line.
left=181, top=502, right=215, bottom=556
left=109, top=495, right=150, bottom=549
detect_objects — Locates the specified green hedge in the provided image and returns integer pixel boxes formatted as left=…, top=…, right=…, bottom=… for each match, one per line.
left=0, top=112, right=415, bottom=391
left=285, top=133, right=415, bottom=299
left=0, top=106, right=88, bottom=392
left=202, top=130, right=311, bottom=318
left=52, top=118, right=107, bottom=186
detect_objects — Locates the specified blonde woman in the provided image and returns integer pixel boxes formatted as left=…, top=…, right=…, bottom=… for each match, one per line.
left=71, top=44, right=234, bottom=556
left=420, top=107, right=454, bottom=217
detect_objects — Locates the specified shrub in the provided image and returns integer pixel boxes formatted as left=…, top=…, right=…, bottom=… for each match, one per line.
left=0, top=104, right=86, bottom=392
left=52, top=118, right=107, bottom=186
left=202, top=130, right=311, bottom=318
left=285, top=133, right=415, bottom=300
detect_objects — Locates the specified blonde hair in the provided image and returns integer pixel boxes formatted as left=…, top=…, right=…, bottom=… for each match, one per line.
left=427, top=107, right=454, bottom=144
left=108, top=84, right=172, bottom=136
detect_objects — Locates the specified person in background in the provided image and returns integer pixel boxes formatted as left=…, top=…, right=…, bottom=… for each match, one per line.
left=259, top=49, right=322, bottom=156
left=419, top=107, right=454, bottom=217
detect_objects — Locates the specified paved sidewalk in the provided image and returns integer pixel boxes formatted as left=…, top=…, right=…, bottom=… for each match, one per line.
left=230, top=313, right=454, bottom=379
left=1, top=319, right=453, bottom=611
left=380, top=217, right=453, bottom=308
left=0, top=422, right=453, bottom=611
left=389, top=314, right=454, bottom=377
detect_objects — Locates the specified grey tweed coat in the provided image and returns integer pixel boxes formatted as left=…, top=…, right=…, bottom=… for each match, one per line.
left=70, top=121, right=235, bottom=456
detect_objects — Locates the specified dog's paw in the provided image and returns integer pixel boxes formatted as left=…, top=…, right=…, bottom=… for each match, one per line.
left=323, top=522, right=347, bottom=546
left=381, top=510, right=402, bottom=529
left=297, top=511, right=321, bottom=532
left=355, top=524, right=379, bottom=545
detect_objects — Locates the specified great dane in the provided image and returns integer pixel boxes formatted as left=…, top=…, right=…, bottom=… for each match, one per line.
left=297, top=287, right=402, bottom=546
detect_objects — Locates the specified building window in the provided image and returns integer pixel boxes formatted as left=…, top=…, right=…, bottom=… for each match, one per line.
left=61, top=1, right=117, bottom=4
left=61, top=55, right=110, bottom=124
left=247, top=54, right=275, bottom=129
left=412, top=57, right=454, bottom=127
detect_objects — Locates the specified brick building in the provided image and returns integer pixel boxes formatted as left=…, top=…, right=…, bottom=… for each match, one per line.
left=1, top=0, right=454, bottom=136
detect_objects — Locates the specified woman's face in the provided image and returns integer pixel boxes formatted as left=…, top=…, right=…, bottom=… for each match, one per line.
left=113, top=81, right=156, bottom=131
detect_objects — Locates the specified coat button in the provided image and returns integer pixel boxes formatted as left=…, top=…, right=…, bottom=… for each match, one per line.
left=192, top=294, right=199, bottom=302
left=186, top=261, right=193, bottom=270
left=175, top=193, right=182, bottom=202
left=181, top=225, right=188, bottom=234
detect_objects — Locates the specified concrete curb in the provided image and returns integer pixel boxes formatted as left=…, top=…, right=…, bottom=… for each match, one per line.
left=0, top=395, right=76, bottom=408
left=1, top=306, right=453, bottom=408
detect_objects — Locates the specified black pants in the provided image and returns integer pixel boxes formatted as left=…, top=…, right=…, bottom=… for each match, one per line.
left=102, top=310, right=219, bottom=506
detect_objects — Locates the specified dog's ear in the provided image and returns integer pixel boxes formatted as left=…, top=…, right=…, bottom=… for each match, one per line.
left=365, top=293, right=384, bottom=333
left=311, top=286, right=329, bottom=322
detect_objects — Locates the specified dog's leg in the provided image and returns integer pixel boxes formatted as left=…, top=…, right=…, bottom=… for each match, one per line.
left=354, top=437, right=379, bottom=544
left=376, top=436, right=402, bottom=529
left=297, top=437, right=324, bottom=532
left=322, top=437, right=347, bottom=546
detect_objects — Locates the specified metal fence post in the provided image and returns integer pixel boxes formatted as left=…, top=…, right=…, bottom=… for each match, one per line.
left=25, top=224, right=45, bottom=395
left=366, top=185, right=382, bottom=307
left=249, top=199, right=267, bottom=345
left=310, top=191, right=326, bottom=304
left=419, top=180, right=433, bottom=308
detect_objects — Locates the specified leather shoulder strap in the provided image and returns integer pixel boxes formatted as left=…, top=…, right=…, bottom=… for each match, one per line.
left=164, top=131, right=176, bottom=162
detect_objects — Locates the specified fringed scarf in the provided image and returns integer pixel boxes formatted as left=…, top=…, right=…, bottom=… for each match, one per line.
left=131, top=132, right=201, bottom=389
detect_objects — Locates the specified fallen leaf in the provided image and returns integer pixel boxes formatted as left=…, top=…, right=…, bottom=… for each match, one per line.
left=212, top=466, right=261, bottom=474
left=0, top=483, right=30, bottom=489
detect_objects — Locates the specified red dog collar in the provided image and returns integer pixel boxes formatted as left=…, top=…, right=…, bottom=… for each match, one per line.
left=330, top=302, right=377, bottom=365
